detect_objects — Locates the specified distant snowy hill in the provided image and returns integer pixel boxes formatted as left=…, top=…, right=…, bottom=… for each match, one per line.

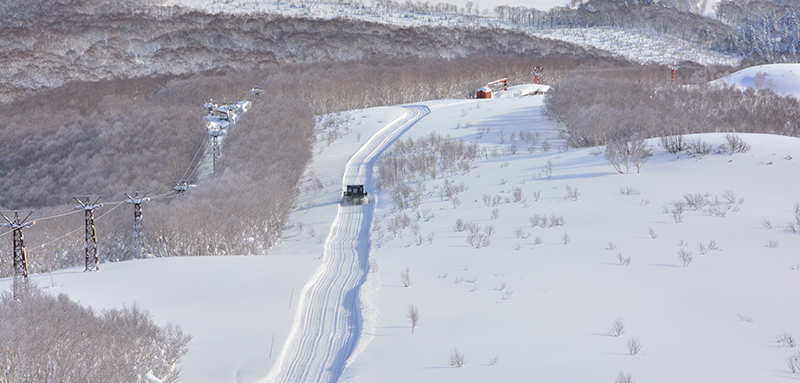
left=163, top=0, right=739, bottom=67
left=166, top=0, right=572, bottom=12
left=713, top=63, right=800, bottom=100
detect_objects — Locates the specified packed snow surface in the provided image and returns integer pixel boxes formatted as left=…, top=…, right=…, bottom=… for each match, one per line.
left=3, top=70, right=800, bottom=382
left=712, top=63, right=800, bottom=100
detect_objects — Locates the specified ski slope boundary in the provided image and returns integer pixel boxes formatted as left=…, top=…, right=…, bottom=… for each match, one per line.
left=266, top=105, right=429, bottom=383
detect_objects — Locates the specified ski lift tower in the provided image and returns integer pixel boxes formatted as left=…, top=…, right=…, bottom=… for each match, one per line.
left=1, top=211, right=35, bottom=299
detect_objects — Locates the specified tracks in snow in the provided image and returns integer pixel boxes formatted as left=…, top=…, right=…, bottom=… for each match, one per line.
left=270, top=105, right=429, bottom=383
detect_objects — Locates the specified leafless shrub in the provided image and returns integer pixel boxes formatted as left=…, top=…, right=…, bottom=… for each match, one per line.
left=698, top=242, right=708, bottom=255
left=451, top=196, right=461, bottom=209
left=627, top=337, right=642, bottom=355
left=484, top=224, right=496, bottom=238
left=789, top=352, right=800, bottom=373
left=414, top=232, right=425, bottom=246
left=767, top=240, right=779, bottom=248
left=649, top=227, right=657, bottom=239
left=608, top=318, right=627, bottom=337
left=453, top=218, right=465, bottom=232
left=426, top=231, right=435, bottom=245
left=683, top=193, right=708, bottom=210
left=400, top=267, right=412, bottom=287
left=762, top=220, right=773, bottom=229
left=565, top=185, right=579, bottom=201
left=371, top=217, right=381, bottom=232
left=482, top=194, right=492, bottom=207
left=725, top=134, right=751, bottom=154
left=778, top=333, right=796, bottom=348
left=563, top=232, right=571, bottom=244
left=407, top=304, right=420, bottom=334
left=489, top=355, right=500, bottom=366
left=678, top=248, right=693, bottom=267
left=530, top=214, right=547, bottom=228
left=465, top=223, right=491, bottom=248
left=615, top=372, right=634, bottom=383
left=722, top=190, right=740, bottom=205
left=514, top=228, right=530, bottom=239
left=704, top=204, right=728, bottom=218
left=660, top=135, right=685, bottom=154
left=491, top=195, right=503, bottom=207
left=512, top=187, right=526, bottom=203
left=620, top=186, right=641, bottom=196
left=607, top=242, right=616, bottom=250
left=533, top=190, right=542, bottom=201
left=541, top=140, right=552, bottom=153
left=786, top=206, right=800, bottom=234
left=738, top=314, right=754, bottom=323
left=670, top=204, right=685, bottom=223
left=707, top=239, right=719, bottom=252
left=687, top=138, right=712, bottom=155
left=617, top=253, right=631, bottom=266
left=543, top=160, right=554, bottom=178
left=491, top=208, right=500, bottom=220
left=449, top=348, right=465, bottom=367
left=605, top=139, right=649, bottom=174
left=549, top=214, right=566, bottom=227
left=388, top=217, right=403, bottom=238
left=369, top=258, right=379, bottom=273
left=533, top=236, right=543, bottom=245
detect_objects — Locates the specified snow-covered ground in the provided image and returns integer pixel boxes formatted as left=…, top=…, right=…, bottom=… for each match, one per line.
left=162, top=0, right=741, bottom=67
left=713, top=63, right=800, bottom=100
left=4, top=76, right=800, bottom=382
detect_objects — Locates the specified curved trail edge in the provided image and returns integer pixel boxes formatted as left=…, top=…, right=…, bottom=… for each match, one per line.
left=267, top=105, right=430, bottom=383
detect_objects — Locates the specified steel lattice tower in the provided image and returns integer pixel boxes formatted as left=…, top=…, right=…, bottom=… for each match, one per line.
left=75, top=196, right=102, bottom=271
left=125, top=192, right=150, bottom=257
left=1, top=211, right=35, bottom=299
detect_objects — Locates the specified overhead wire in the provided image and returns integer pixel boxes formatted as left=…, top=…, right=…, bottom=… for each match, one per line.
left=2, top=93, right=255, bottom=251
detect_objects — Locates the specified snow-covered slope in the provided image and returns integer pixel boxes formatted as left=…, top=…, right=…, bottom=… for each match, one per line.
left=4, top=70, right=800, bottom=383
left=712, top=63, right=800, bottom=100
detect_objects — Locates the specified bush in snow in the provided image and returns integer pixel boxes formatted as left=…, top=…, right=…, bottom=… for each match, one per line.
left=400, top=267, right=412, bottom=287
left=627, top=337, right=642, bottom=355
left=724, top=134, right=751, bottom=154
left=407, top=304, right=420, bottom=334
left=0, top=284, right=191, bottom=383
left=449, top=348, right=465, bottom=367
left=608, top=318, right=627, bottom=337
left=616, top=372, right=634, bottom=383
left=778, top=333, right=797, bottom=348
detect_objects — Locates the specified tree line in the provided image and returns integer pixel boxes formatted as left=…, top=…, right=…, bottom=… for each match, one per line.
left=544, top=73, right=800, bottom=148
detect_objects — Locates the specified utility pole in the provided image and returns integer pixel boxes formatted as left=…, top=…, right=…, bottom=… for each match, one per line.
left=75, top=196, right=102, bottom=272
left=1, top=211, right=35, bottom=299
left=532, top=65, right=544, bottom=85
left=125, top=192, right=150, bottom=257
left=208, top=128, right=224, bottom=173
left=173, top=180, right=195, bottom=195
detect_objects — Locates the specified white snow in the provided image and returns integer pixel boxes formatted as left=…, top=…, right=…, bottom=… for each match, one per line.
left=712, top=63, right=800, bottom=100
left=3, top=67, right=800, bottom=383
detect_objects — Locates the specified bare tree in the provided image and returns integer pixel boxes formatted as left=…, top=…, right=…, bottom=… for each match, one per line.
left=407, top=304, right=420, bottom=334
left=400, top=267, right=412, bottom=287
